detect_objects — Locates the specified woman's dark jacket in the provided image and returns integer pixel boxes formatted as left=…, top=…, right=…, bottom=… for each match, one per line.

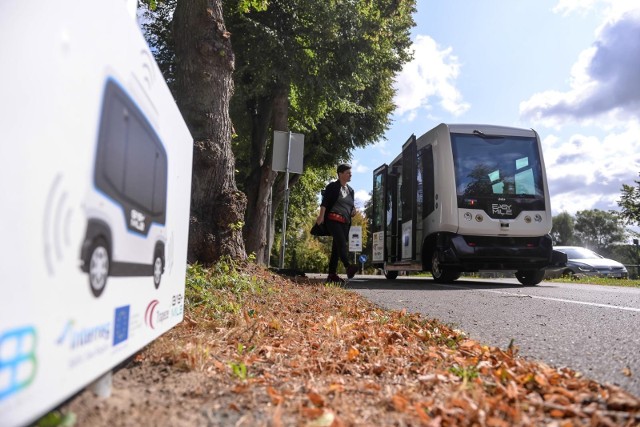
left=320, top=180, right=355, bottom=218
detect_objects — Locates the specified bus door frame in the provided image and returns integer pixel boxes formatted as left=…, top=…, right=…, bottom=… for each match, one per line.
left=372, top=164, right=389, bottom=264
left=401, top=135, right=417, bottom=261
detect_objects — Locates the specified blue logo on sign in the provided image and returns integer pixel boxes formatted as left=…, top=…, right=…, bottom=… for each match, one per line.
left=358, top=254, right=368, bottom=263
left=56, top=320, right=110, bottom=349
left=113, top=306, right=130, bottom=346
left=0, top=326, right=37, bottom=400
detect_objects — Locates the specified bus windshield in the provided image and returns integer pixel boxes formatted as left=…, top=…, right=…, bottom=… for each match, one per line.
left=451, top=133, right=545, bottom=199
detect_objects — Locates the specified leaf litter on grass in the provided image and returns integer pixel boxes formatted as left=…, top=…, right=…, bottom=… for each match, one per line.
left=62, top=263, right=640, bottom=426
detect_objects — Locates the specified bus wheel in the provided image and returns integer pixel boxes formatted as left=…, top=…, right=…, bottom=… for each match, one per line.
left=384, top=270, right=398, bottom=280
left=88, top=238, right=109, bottom=297
left=153, top=255, right=163, bottom=289
left=515, top=270, right=544, bottom=286
left=431, top=250, right=460, bottom=283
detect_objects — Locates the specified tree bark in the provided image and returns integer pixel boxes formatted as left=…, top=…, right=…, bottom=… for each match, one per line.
left=173, top=0, right=246, bottom=263
left=243, top=84, right=289, bottom=264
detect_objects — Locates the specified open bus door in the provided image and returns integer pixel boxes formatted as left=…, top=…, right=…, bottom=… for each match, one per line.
left=373, top=136, right=424, bottom=279
left=400, top=135, right=417, bottom=261
left=372, top=164, right=388, bottom=265
left=372, top=164, right=400, bottom=276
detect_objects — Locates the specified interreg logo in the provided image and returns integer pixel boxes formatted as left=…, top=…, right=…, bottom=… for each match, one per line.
left=56, top=320, right=111, bottom=349
left=0, top=326, right=37, bottom=401
left=491, top=203, right=513, bottom=216
left=113, top=305, right=130, bottom=346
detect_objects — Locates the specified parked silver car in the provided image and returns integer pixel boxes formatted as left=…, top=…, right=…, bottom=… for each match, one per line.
left=552, top=246, right=628, bottom=279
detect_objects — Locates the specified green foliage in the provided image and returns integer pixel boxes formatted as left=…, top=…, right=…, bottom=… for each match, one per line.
left=36, top=411, right=76, bottom=427
left=574, top=209, right=627, bottom=255
left=229, top=361, right=249, bottom=380
left=140, top=0, right=158, bottom=11
left=226, top=0, right=417, bottom=187
left=140, top=0, right=416, bottom=264
left=229, top=220, right=245, bottom=231
left=608, top=241, right=640, bottom=265
left=185, top=260, right=270, bottom=317
left=290, top=237, right=329, bottom=272
left=281, top=167, right=333, bottom=233
left=547, top=276, right=640, bottom=288
left=236, top=0, right=269, bottom=13
left=618, top=173, right=640, bottom=225
left=141, top=0, right=417, bottom=174
left=139, top=0, right=176, bottom=93
left=551, top=212, right=578, bottom=245
left=449, top=365, right=479, bottom=382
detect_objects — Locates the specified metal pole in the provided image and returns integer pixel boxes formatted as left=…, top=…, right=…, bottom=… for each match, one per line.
left=266, top=186, right=272, bottom=266
left=279, top=132, right=292, bottom=269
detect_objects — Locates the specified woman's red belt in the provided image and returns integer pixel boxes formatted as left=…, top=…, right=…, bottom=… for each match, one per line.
left=327, top=212, right=347, bottom=223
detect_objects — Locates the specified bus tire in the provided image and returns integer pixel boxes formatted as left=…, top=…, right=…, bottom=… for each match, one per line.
left=515, top=270, right=544, bottom=286
left=431, top=250, right=460, bottom=283
left=153, top=254, right=163, bottom=289
left=88, top=238, right=109, bottom=297
left=383, top=270, right=398, bottom=280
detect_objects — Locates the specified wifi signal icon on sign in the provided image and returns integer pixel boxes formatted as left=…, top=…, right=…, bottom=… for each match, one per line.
left=43, top=173, right=76, bottom=276
left=140, top=49, right=156, bottom=91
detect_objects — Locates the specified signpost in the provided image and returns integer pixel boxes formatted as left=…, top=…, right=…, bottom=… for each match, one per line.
left=358, top=254, right=368, bottom=274
left=349, top=226, right=362, bottom=253
left=271, top=131, right=305, bottom=269
left=349, top=226, right=363, bottom=267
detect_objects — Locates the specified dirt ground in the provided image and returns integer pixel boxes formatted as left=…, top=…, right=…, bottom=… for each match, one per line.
left=59, top=268, right=640, bottom=426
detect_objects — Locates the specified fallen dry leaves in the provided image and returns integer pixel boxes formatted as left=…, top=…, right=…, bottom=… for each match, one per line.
left=64, top=265, right=640, bottom=426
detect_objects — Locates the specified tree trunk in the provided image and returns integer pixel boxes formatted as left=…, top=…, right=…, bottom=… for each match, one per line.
left=173, top=0, right=246, bottom=263
left=243, top=84, right=289, bottom=264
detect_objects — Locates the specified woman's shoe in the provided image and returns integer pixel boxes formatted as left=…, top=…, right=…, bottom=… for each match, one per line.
left=326, top=273, right=345, bottom=285
left=346, top=265, right=359, bottom=279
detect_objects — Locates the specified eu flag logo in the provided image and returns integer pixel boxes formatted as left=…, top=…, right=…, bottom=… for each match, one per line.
left=113, top=306, right=130, bottom=346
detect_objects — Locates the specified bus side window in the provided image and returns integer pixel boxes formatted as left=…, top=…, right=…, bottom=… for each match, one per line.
left=422, top=146, right=435, bottom=216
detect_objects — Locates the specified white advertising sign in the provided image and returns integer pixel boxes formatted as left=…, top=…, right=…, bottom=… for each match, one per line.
left=349, top=226, right=362, bottom=252
left=372, top=231, right=384, bottom=262
left=402, top=221, right=413, bottom=259
left=272, top=131, right=305, bottom=174
left=0, top=1, right=193, bottom=426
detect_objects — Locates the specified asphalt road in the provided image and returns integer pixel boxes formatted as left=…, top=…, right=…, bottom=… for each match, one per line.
left=340, top=275, right=640, bottom=396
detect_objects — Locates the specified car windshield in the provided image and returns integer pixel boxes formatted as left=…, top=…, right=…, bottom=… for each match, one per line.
left=559, top=247, right=603, bottom=259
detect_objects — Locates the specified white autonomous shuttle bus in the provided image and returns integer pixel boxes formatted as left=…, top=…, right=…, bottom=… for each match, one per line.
left=371, top=123, right=565, bottom=286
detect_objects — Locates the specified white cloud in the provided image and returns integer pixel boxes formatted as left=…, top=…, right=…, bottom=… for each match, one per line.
left=521, top=5, right=640, bottom=126
left=354, top=189, right=371, bottom=209
left=519, top=2, right=640, bottom=217
left=369, top=138, right=391, bottom=156
left=552, top=0, right=599, bottom=16
left=349, top=159, right=369, bottom=174
left=553, top=0, right=638, bottom=17
left=393, top=35, right=469, bottom=120
left=542, top=125, right=640, bottom=214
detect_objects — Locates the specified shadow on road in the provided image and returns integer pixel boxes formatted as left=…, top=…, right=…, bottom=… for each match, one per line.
left=343, top=276, right=560, bottom=291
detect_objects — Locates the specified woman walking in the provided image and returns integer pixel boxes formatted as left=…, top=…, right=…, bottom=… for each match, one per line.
left=316, top=164, right=359, bottom=283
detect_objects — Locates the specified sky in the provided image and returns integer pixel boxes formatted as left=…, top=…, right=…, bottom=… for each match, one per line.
left=348, top=0, right=640, bottom=222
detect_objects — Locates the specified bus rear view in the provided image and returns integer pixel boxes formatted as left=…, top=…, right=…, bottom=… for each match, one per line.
left=371, top=123, right=561, bottom=286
